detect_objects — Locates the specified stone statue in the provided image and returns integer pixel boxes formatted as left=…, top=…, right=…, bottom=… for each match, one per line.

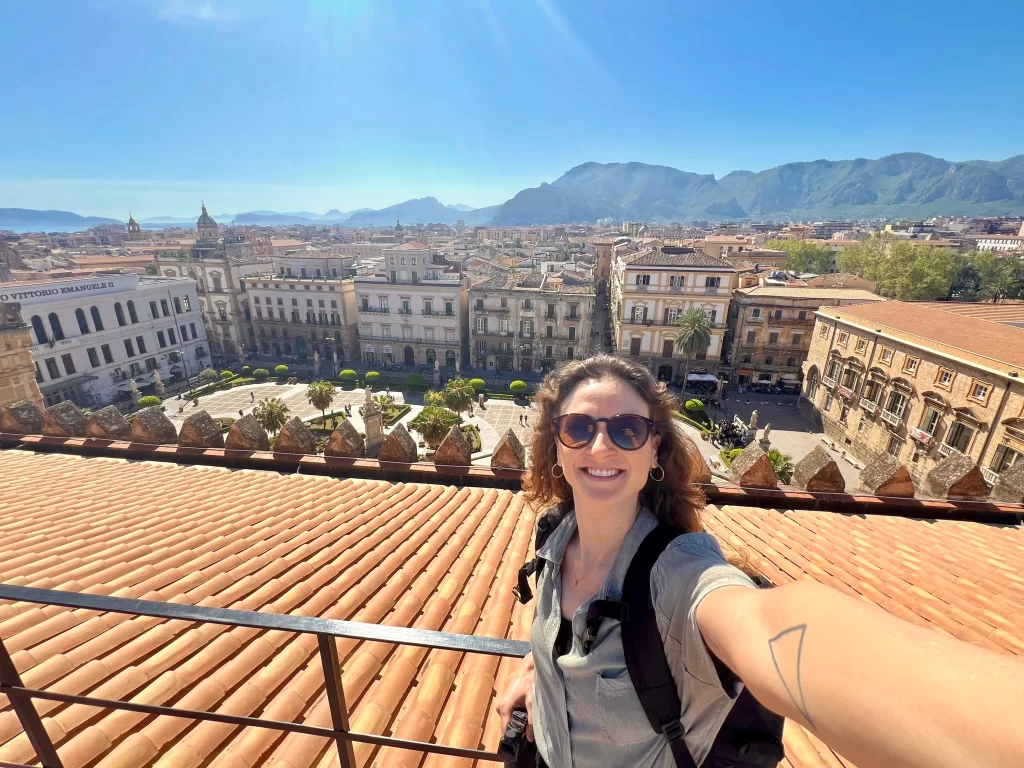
left=364, top=384, right=378, bottom=413
left=762, top=423, right=771, bottom=440
left=314, top=351, right=320, bottom=365
left=758, top=423, right=772, bottom=452
left=749, top=409, right=758, bottom=429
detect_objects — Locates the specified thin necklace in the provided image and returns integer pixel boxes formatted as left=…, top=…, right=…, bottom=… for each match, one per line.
left=570, top=536, right=614, bottom=586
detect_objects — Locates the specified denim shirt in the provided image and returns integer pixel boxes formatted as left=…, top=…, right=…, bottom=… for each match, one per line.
left=530, top=508, right=755, bottom=767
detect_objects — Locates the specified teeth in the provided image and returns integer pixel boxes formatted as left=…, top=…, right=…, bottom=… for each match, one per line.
left=585, top=468, right=621, bottom=477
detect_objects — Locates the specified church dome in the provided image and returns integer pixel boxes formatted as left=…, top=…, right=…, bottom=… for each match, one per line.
left=197, top=203, right=217, bottom=228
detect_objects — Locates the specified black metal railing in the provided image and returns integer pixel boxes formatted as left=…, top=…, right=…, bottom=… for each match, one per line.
left=0, top=584, right=529, bottom=768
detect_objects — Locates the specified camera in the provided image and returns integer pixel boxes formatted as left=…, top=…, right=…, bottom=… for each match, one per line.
left=497, top=707, right=537, bottom=768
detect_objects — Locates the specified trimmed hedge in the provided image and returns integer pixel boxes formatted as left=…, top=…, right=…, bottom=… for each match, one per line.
left=241, top=365, right=252, bottom=376
left=365, top=371, right=380, bottom=383
left=509, top=380, right=527, bottom=393
left=469, top=378, right=486, bottom=391
left=274, top=364, right=289, bottom=375
left=339, top=369, right=357, bottom=381
left=382, top=403, right=411, bottom=427
left=684, top=398, right=704, bottom=412
left=253, top=368, right=270, bottom=380
left=407, top=373, right=425, bottom=387
left=136, top=396, right=162, bottom=409
left=220, top=370, right=234, bottom=380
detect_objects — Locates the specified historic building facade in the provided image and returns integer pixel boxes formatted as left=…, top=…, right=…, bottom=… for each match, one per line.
left=3, top=273, right=208, bottom=408
left=801, top=301, right=1024, bottom=488
left=469, top=270, right=595, bottom=373
left=611, top=246, right=735, bottom=381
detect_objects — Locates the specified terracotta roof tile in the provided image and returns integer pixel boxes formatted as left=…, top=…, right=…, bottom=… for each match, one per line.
left=1, top=451, right=1022, bottom=768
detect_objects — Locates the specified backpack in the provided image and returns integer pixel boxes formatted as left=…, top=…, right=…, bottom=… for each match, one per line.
left=514, top=510, right=785, bottom=768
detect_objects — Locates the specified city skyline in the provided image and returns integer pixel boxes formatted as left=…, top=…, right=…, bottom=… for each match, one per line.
left=2, top=0, right=1024, bottom=217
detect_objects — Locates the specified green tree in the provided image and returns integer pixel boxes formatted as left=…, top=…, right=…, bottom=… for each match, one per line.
left=764, top=239, right=834, bottom=274
left=423, top=389, right=445, bottom=407
left=441, top=378, right=476, bottom=415
left=837, top=233, right=957, bottom=300
left=409, top=405, right=461, bottom=448
left=766, top=448, right=794, bottom=484
left=220, top=370, right=234, bottom=380
left=252, top=397, right=290, bottom=436
left=197, top=368, right=219, bottom=386
left=339, top=369, right=357, bottom=382
left=136, top=395, right=162, bottom=409
left=674, top=307, right=713, bottom=389
left=274, top=364, right=289, bottom=376
left=253, top=368, right=270, bottom=380
left=509, top=380, right=528, bottom=393
left=305, top=380, right=336, bottom=422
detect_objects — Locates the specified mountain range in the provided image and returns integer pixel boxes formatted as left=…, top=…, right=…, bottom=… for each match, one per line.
left=5, top=153, right=1024, bottom=231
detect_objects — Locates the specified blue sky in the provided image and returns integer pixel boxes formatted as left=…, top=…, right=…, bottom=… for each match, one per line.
left=2, top=0, right=1022, bottom=218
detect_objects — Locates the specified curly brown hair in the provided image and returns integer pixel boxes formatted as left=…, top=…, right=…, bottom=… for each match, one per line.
left=522, top=354, right=706, bottom=533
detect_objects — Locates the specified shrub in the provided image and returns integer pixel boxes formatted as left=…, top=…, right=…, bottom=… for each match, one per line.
left=719, top=447, right=744, bottom=467
left=197, top=368, right=220, bottom=386
left=459, top=423, right=482, bottom=452
left=241, top=365, right=251, bottom=376
left=469, top=378, right=486, bottom=392
left=509, top=380, right=527, bottom=393
left=136, top=395, right=162, bottom=409
left=220, top=370, right=234, bottom=380
left=215, top=416, right=236, bottom=432
left=253, top=368, right=270, bottom=380
left=274, top=364, right=289, bottom=376
left=365, top=371, right=380, bottom=382
left=407, top=373, right=425, bottom=387
left=685, top=399, right=704, bottom=412
left=423, top=389, right=445, bottom=407
left=339, top=369, right=357, bottom=381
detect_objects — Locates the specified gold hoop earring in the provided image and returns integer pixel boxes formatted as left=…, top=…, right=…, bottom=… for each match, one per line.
left=649, top=463, right=665, bottom=482
left=552, top=464, right=564, bottom=479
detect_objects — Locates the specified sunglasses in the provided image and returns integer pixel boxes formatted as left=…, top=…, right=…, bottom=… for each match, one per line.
left=551, top=413, right=656, bottom=451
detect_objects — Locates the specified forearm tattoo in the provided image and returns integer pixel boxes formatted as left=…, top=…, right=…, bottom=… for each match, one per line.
left=768, top=624, right=814, bottom=728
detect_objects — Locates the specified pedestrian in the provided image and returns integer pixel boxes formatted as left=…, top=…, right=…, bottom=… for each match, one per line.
left=250, top=392, right=255, bottom=403
left=238, top=409, right=243, bottom=418
left=519, top=414, right=523, bottom=426
left=524, top=413, right=529, bottom=426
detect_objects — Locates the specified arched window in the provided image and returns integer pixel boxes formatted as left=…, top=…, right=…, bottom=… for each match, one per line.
left=127, top=300, right=139, bottom=324
left=114, top=303, right=127, bottom=326
left=30, top=315, right=47, bottom=345
left=48, top=313, right=65, bottom=341
left=75, top=308, right=90, bottom=334
left=90, top=306, right=104, bottom=331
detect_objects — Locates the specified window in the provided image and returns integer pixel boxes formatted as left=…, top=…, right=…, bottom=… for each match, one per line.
left=157, top=330, right=167, bottom=348
left=48, top=312, right=65, bottom=341
left=500, top=297, right=507, bottom=308
left=666, top=307, right=679, bottom=324
left=101, top=344, right=113, bottom=364
left=945, top=421, right=975, bottom=453
left=887, top=435, right=903, bottom=458
left=87, top=347, right=100, bottom=368
left=936, top=369, right=955, bottom=389
left=379, top=297, right=389, bottom=311
left=129, top=362, right=142, bottom=377
left=797, top=311, right=807, bottom=320
left=786, top=357, right=796, bottom=367
left=768, top=332, right=780, bottom=345
left=862, top=380, right=881, bottom=404
left=424, top=300, right=433, bottom=314
left=381, top=324, right=392, bottom=337
left=90, top=306, right=104, bottom=331
left=277, top=297, right=284, bottom=305
left=765, top=356, right=774, bottom=365
left=150, top=301, right=159, bottom=319
left=819, top=324, right=829, bottom=337
left=771, top=309, right=783, bottom=319
left=826, top=358, right=842, bottom=381
left=669, top=275, right=683, bottom=287
left=837, top=331, right=849, bottom=346
left=880, top=347, right=894, bottom=364
left=792, top=333, right=803, bottom=346
left=160, top=299, right=170, bottom=317
left=884, top=390, right=907, bottom=418
left=74, top=308, right=90, bottom=334
left=751, top=308, right=761, bottom=318
left=839, top=405, right=850, bottom=424
left=124, top=339, right=135, bottom=357
left=476, top=317, right=487, bottom=333
left=499, top=318, right=509, bottom=334
left=567, top=346, right=574, bottom=359
left=59, top=353, right=75, bottom=375
left=183, top=296, right=191, bottom=311
left=475, top=298, right=484, bottom=310
left=145, top=357, right=158, bottom=372
left=635, top=274, right=651, bottom=285
left=445, top=301, right=454, bottom=316
left=970, top=381, right=990, bottom=403
left=521, top=320, right=533, bottom=338
left=127, top=301, right=139, bottom=324
left=569, top=326, right=576, bottom=340
left=706, top=276, right=721, bottom=288
left=902, top=356, right=919, bottom=374
left=920, top=407, right=941, bottom=435
left=136, top=336, right=147, bottom=354
left=524, top=299, right=532, bottom=310
left=173, top=297, right=182, bottom=313
left=856, top=338, right=868, bottom=354
left=425, top=327, right=435, bottom=340
left=824, top=393, right=834, bottom=411
left=741, top=354, right=752, bottom=364
left=189, top=323, right=197, bottom=339
left=256, top=308, right=263, bottom=320
left=45, top=358, right=60, bottom=379
left=633, top=305, right=648, bottom=324
left=744, top=330, right=756, bottom=344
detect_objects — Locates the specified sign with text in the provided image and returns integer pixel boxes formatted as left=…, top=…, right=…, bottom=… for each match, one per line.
left=0, top=275, right=137, bottom=305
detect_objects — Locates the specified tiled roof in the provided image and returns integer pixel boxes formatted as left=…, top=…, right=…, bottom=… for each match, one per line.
left=627, top=249, right=732, bottom=269
left=1, top=450, right=1022, bottom=767
left=471, top=270, right=543, bottom=291
left=823, top=301, right=1024, bottom=372
left=390, top=242, right=430, bottom=250
left=913, top=301, right=1024, bottom=328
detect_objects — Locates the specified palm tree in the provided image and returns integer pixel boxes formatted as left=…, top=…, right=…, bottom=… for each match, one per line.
left=674, top=307, right=713, bottom=391
left=441, top=378, right=476, bottom=416
left=252, top=397, right=290, bottom=436
left=305, top=380, right=336, bottom=425
left=409, top=405, right=460, bottom=448
left=766, top=448, right=795, bottom=484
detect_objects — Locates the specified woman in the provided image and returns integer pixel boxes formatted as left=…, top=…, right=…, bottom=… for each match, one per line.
left=496, top=355, right=1023, bottom=768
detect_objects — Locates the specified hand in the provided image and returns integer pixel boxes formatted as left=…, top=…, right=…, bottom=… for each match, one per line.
left=496, top=653, right=535, bottom=742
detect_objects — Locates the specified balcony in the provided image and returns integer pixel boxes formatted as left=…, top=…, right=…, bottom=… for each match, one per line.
left=704, top=286, right=723, bottom=295
left=908, top=426, right=933, bottom=445
left=821, top=374, right=838, bottom=389
left=475, top=306, right=509, bottom=314
left=358, top=306, right=390, bottom=315
left=836, top=385, right=855, bottom=401
left=859, top=398, right=878, bottom=414
left=938, top=442, right=964, bottom=458
left=359, top=334, right=459, bottom=348
left=880, top=409, right=903, bottom=428
left=397, top=309, right=413, bottom=316
left=981, top=467, right=999, bottom=486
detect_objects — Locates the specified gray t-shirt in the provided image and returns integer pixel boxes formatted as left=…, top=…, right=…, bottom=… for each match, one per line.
left=530, top=508, right=755, bottom=767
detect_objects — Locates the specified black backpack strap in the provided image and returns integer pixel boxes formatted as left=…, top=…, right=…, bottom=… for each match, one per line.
left=514, top=509, right=568, bottom=605
left=620, top=525, right=698, bottom=768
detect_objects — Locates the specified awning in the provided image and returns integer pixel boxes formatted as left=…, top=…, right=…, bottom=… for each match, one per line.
left=737, top=369, right=754, bottom=376
left=687, top=373, right=718, bottom=382
left=779, top=373, right=800, bottom=381
left=40, top=373, right=98, bottom=394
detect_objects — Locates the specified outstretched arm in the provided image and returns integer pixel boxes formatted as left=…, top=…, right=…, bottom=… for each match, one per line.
left=697, top=580, right=1024, bottom=768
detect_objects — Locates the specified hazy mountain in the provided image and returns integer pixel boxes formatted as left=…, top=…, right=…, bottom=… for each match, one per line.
left=447, top=203, right=477, bottom=211
left=488, top=154, right=1024, bottom=224
left=343, top=197, right=498, bottom=227
left=0, top=208, right=122, bottom=229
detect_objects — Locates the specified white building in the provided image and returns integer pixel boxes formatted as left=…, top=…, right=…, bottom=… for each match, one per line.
left=354, top=243, right=466, bottom=369
left=0, top=273, right=209, bottom=408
